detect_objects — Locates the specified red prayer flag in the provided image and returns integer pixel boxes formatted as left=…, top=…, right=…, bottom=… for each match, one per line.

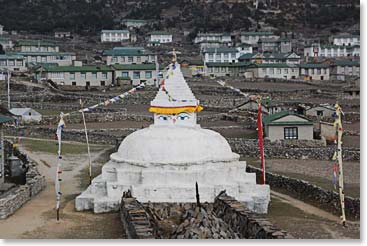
left=257, top=102, right=266, bottom=185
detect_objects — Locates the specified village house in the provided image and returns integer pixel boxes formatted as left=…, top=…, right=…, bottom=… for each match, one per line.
left=258, top=37, right=292, bottom=53
left=330, top=60, right=360, bottom=81
left=202, top=47, right=252, bottom=63
left=180, top=60, right=205, bottom=78
left=0, top=25, right=4, bottom=35
left=102, top=47, right=156, bottom=65
left=121, top=19, right=147, bottom=29
left=194, top=32, right=232, bottom=49
left=0, top=38, right=14, bottom=50
left=112, top=63, right=163, bottom=86
left=17, top=51, right=76, bottom=66
left=332, top=34, right=360, bottom=46
left=299, top=63, right=330, bottom=81
left=240, top=31, right=279, bottom=45
left=305, top=104, right=335, bottom=119
left=148, top=31, right=173, bottom=44
left=205, top=62, right=250, bottom=77
left=9, top=108, right=42, bottom=123
left=146, top=41, right=161, bottom=47
left=248, top=63, right=299, bottom=80
left=16, top=40, right=59, bottom=53
left=241, top=53, right=301, bottom=64
left=101, top=30, right=130, bottom=43
left=0, top=54, right=27, bottom=72
left=235, top=98, right=286, bottom=115
left=54, top=31, right=72, bottom=39
left=304, top=44, right=360, bottom=57
left=39, top=64, right=114, bottom=87
left=263, top=111, right=314, bottom=141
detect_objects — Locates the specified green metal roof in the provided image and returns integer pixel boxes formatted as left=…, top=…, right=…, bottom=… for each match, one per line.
left=241, top=32, right=274, bottom=36
left=17, top=40, right=57, bottom=47
left=0, top=54, right=24, bottom=59
left=103, top=47, right=151, bottom=56
left=203, top=47, right=238, bottom=53
left=238, top=53, right=255, bottom=60
left=43, top=65, right=113, bottom=72
left=263, top=111, right=313, bottom=126
left=149, top=31, right=171, bottom=35
left=299, top=63, right=329, bottom=68
left=0, top=114, right=14, bottom=124
left=112, top=63, right=164, bottom=70
left=206, top=62, right=250, bottom=67
left=16, top=51, right=75, bottom=56
left=334, top=60, right=360, bottom=67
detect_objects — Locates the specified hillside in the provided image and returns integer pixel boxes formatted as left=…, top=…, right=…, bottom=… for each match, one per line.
left=0, top=0, right=360, bottom=36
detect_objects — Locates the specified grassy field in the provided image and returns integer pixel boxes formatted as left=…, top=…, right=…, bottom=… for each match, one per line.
left=20, top=138, right=107, bottom=155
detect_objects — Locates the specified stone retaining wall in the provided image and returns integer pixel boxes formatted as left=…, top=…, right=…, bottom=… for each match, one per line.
left=213, top=192, right=292, bottom=239
left=246, top=165, right=360, bottom=219
left=0, top=141, right=46, bottom=219
left=229, top=138, right=360, bottom=161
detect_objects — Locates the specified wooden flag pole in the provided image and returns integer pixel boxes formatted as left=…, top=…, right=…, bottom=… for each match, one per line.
left=80, top=99, right=92, bottom=185
left=335, top=103, right=346, bottom=226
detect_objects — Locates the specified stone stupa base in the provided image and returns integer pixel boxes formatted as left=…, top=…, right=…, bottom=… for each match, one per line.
left=75, top=160, right=270, bottom=214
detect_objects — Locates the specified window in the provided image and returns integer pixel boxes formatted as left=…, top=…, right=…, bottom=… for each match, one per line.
left=69, top=72, right=75, bottom=80
left=31, top=56, right=37, bottom=62
left=122, top=71, right=128, bottom=78
left=317, top=69, right=321, bottom=75
left=0, top=60, right=6, bottom=66
left=133, top=71, right=140, bottom=79
left=112, top=57, right=118, bottom=63
left=86, top=81, right=90, bottom=86
left=128, top=56, right=133, bottom=63
left=102, top=72, right=107, bottom=79
left=145, top=71, right=152, bottom=79
left=317, top=110, right=324, bottom=117
left=100, top=81, right=105, bottom=86
left=137, top=56, right=141, bottom=63
left=262, top=68, right=266, bottom=73
left=284, top=127, right=298, bottom=140
left=92, top=72, right=97, bottom=79
left=16, top=60, right=23, bottom=66
left=81, top=72, right=86, bottom=79
left=269, top=68, right=274, bottom=74
left=276, top=68, right=281, bottom=74
left=284, top=68, right=288, bottom=74
left=215, top=54, right=221, bottom=61
left=72, top=81, right=76, bottom=86
left=41, top=56, right=47, bottom=62
left=215, top=67, right=219, bottom=73
left=8, top=60, right=14, bottom=66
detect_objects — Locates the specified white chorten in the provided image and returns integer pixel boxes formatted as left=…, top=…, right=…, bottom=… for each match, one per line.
left=75, top=56, right=270, bottom=213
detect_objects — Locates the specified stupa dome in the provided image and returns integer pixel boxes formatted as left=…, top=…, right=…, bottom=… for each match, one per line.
left=110, top=125, right=239, bottom=166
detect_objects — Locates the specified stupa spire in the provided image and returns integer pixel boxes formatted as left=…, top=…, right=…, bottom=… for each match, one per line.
left=149, top=51, right=203, bottom=115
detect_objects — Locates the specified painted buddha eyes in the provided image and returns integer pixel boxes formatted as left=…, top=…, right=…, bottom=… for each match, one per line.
left=158, top=115, right=170, bottom=121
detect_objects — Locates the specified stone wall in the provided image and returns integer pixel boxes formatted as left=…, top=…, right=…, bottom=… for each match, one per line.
left=119, top=196, right=159, bottom=239
left=213, top=191, right=292, bottom=239
left=246, top=165, right=360, bottom=219
left=0, top=140, right=46, bottom=219
left=228, top=138, right=360, bottom=161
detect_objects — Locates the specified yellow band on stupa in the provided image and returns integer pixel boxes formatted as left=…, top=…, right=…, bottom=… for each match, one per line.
left=149, top=105, right=203, bottom=114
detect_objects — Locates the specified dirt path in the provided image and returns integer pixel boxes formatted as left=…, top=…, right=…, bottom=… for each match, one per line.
left=0, top=144, right=125, bottom=239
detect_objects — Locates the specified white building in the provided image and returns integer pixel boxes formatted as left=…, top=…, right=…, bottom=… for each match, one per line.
left=54, top=31, right=72, bottom=39
left=101, top=30, right=130, bottom=43
left=148, top=31, right=173, bottom=44
left=121, top=19, right=147, bottom=29
left=202, top=47, right=252, bottom=63
left=17, top=52, right=76, bottom=66
left=305, top=105, right=335, bottom=119
left=0, top=37, right=14, bottom=50
left=112, top=63, right=163, bottom=86
left=249, top=63, right=300, bottom=80
left=10, top=108, right=42, bottom=123
left=331, top=60, right=360, bottom=81
left=102, top=47, right=156, bottom=65
left=243, top=53, right=301, bottom=64
left=333, top=35, right=360, bottom=46
left=304, top=44, right=360, bottom=58
left=0, top=54, right=27, bottom=72
left=16, top=40, right=59, bottom=53
left=194, top=32, right=232, bottom=45
left=240, top=31, right=279, bottom=45
left=299, top=64, right=330, bottom=81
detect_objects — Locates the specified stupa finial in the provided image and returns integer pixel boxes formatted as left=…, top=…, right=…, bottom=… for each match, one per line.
left=172, top=48, right=177, bottom=63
